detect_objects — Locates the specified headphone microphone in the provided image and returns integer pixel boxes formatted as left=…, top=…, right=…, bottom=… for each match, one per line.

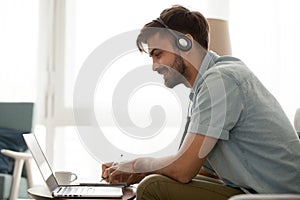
left=154, top=18, right=192, bottom=52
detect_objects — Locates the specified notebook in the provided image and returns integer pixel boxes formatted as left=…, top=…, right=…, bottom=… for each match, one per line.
left=23, top=133, right=123, bottom=198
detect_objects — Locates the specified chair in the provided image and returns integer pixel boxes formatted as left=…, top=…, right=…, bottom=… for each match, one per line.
left=0, top=102, right=35, bottom=200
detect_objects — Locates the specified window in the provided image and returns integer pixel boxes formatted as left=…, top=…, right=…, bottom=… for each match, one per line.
left=2, top=0, right=299, bottom=181
left=56, top=0, right=300, bottom=178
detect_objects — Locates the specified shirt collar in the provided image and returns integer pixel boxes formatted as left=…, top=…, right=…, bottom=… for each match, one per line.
left=189, top=50, right=220, bottom=100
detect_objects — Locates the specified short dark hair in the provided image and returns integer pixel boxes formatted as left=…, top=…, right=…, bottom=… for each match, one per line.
left=136, top=5, right=209, bottom=53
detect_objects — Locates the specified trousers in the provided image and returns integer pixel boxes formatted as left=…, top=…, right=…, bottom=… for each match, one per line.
left=136, top=174, right=244, bottom=200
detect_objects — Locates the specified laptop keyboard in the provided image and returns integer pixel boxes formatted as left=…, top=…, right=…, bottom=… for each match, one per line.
left=57, top=186, right=94, bottom=197
left=53, top=185, right=123, bottom=198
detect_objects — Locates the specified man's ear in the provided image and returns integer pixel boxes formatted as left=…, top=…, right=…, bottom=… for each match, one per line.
left=185, top=34, right=194, bottom=47
left=180, top=34, right=193, bottom=53
left=185, top=33, right=194, bottom=42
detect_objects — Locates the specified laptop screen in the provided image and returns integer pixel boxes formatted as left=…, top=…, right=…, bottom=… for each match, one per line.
left=23, top=133, right=59, bottom=191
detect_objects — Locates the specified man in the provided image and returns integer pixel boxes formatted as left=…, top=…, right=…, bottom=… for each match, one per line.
left=102, top=5, right=300, bottom=199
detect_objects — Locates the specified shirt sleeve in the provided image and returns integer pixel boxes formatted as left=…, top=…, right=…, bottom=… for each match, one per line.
left=188, top=68, right=244, bottom=140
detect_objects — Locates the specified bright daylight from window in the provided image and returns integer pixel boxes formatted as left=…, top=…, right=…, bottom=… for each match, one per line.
left=0, top=0, right=299, bottom=185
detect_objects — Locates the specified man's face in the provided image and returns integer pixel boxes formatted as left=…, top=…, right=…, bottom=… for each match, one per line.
left=147, top=33, right=188, bottom=88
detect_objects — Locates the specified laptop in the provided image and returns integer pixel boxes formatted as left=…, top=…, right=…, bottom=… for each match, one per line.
left=23, top=133, right=123, bottom=198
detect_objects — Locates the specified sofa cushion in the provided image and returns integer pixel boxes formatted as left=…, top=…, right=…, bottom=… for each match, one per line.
left=0, top=174, right=28, bottom=199
left=0, top=128, right=29, bottom=174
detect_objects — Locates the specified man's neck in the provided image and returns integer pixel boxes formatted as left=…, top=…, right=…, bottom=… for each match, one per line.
left=184, top=50, right=206, bottom=88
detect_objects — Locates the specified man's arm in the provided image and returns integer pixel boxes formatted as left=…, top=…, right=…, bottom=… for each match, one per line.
left=147, top=133, right=215, bottom=183
left=103, top=133, right=217, bottom=184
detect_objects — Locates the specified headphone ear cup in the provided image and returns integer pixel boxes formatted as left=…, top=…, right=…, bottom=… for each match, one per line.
left=176, top=35, right=192, bottom=51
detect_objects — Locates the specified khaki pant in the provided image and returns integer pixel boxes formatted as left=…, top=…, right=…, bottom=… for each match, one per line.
left=136, top=174, right=244, bottom=200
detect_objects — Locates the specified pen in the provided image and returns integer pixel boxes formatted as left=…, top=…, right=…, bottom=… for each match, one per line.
left=100, top=154, right=124, bottom=182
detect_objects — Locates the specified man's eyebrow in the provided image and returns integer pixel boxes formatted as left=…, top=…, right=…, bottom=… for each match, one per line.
left=149, top=48, right=158, bottom=57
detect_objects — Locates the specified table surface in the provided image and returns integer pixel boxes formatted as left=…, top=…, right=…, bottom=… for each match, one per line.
left=28, top=185, right=136, bottom=200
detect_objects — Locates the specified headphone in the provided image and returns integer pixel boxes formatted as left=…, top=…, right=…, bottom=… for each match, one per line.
left=154, top=18, right=192, bottom=51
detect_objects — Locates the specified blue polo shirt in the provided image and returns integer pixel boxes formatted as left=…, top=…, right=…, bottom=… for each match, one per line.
left=188, top=51, right=300, bottom=193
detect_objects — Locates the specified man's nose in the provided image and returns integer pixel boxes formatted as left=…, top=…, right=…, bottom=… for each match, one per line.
left=152, top=62, right=159, bottom=71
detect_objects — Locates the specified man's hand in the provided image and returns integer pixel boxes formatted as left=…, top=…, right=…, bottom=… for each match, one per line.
left=101, top=160, right=146, bottom=185
left=101, top=162, right=114, bottom=182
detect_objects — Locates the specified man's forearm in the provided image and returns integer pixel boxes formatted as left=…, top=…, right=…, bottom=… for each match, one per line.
left=133, top=156, right=175, bottom=174
left=133, top=155, right=201, bottom=183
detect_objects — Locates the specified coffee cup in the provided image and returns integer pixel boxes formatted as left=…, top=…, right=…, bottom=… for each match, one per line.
left=55, top=171, right=78, bottom=185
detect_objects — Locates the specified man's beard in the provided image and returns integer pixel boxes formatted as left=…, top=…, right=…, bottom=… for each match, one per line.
left=164, top=55, right=188, bottom=88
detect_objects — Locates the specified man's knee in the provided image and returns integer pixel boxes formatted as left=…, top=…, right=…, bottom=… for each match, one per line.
left=136, top=174, right=169, bottom=200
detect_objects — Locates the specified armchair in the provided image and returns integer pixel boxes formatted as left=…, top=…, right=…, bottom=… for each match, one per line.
left=0, top=102, right=35, bottom=200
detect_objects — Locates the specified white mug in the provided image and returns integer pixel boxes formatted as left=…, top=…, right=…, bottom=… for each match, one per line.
left=55, top=171, right=78, bottom=185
